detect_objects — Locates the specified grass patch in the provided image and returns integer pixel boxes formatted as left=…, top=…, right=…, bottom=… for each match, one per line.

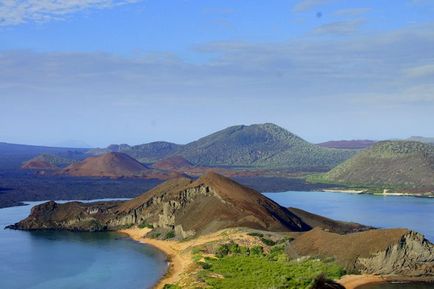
left=198, top=242, right=344, bottom=289
left=200, top=255, right=344, bottom=289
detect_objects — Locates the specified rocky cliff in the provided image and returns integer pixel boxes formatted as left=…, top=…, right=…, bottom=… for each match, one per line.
left=291, top=228, right=434, bottom=277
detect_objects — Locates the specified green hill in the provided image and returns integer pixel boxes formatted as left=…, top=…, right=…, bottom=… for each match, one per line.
left=322, top=141, right=434, bottom=190
left=89, top=123, right=354, bottom=171
left=176, top=123, right=354, bottom=170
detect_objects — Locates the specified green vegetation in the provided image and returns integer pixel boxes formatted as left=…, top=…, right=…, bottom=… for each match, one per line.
left=177, top=123, right=355, bottom=170
left=260, top=237, right=276, bottom=246
left=98, top=123, right=356, bottom=170
left=247, top=232, right=264, bottom=237
left=162, top=284, right=182, bottom=289
left=137, top=220, right=153, bottom=229
left=164, top=230, right=176, bottom=239
left=197, top=242, right=344, bottom=289
left=312, top=141, right=434, bottom=191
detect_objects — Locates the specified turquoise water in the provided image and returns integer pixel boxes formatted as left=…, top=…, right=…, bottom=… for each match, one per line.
left=264, top=191, right=434, bottom=241
left=0, top=202, right=167, bottom=289
left=359, top=282, right=434, bottom=289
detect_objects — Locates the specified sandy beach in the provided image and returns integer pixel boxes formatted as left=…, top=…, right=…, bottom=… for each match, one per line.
left=338, top=274, right=386, bottom=289
left=119, top=227, right=256, bottom=288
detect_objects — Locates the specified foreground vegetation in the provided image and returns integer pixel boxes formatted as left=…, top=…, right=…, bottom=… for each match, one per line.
left=166, top=239, right=345, bottom=289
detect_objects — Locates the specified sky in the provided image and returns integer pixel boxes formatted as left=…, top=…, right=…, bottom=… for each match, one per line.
left=1, top=0, right=434, bottom=147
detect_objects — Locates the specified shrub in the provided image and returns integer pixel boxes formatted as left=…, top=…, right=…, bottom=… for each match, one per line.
left=163, top=284, right=181, bottom=289
left=198, top=261, right=212, bottom=269
left=216, top=244, right=230, bottom=258
left=260, top=237, right=276, bottom=246
left=164, top=230, right=175, bottom=239
left=250, top=245, right=264, bottom=256
left=247, top=232, right=264, bottom=238
left=138, top=221, right=153, bottom=229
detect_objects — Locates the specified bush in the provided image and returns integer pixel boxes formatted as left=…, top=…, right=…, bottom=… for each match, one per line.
left=247, top=232, right=264, bottom=238
left=250, top=245, right=264, bottom=256
left=198, top=261, right=212, bottom=269
left=138, top=221, right=153, bottom=229
left=260, top=237, right=276, bottom=246
left=164, top=230, right=175, bottom=239
left=162, top=284, right=181, bottom=289
left=216, top=244, right=230, bottom=258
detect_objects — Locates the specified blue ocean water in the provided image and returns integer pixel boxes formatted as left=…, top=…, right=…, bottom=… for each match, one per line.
left=0, top=202, right=167, bottom=289
left=265, top=191, right=434, bottom=241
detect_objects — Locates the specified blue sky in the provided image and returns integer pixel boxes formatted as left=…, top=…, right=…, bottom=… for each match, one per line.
left=1, top=0, right=434, bottom=147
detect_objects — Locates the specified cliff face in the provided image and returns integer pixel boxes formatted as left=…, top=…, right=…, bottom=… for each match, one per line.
left=358, top=231, right=434, bottom=276
left=291, top=228, right=434, bottom=277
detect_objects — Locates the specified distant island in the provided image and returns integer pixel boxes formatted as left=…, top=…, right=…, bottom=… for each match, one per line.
left=7, top=173, right=434, bottom=289
left=310, top=141, right=434, bottom=197
left=1, top=123, right=433, bottom=210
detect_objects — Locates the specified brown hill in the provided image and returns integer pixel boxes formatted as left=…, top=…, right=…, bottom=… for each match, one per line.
left=291, top=227, right=433, bottom=276
left=152, top=155, right=193, bottom=170
left=62, top=152, right=149, bottom=178
left=8, top=172, right=315, bottom=237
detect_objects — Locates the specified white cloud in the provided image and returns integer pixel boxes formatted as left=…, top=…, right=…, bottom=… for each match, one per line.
left=1, top=24, right=434, bottom=108
left=334, top=7, right=370, bottom=17
left=314, top=19, right=363, bottom=34
left=293, top=0, right=335, bottom=12
left=0, top=0, right=140, bottom=26
left=404, top=64, right=434, bottom=78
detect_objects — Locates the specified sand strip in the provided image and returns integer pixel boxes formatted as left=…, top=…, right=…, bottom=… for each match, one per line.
left=338, top=275, right=386, bottom=289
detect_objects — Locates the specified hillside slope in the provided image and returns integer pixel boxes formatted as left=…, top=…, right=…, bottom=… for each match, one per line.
left=176, top=123, right=354, bottom=170
left=89, top=124, right=355, bottom=171
left=22, top=154, right=76, bottom=169
left=62, top=152, right=149, bottom=177
left=317, top=140, right=376, bottom=150
left=88, top=142, right=181, bottom=163
left=323, top=141, right=434, bottom=190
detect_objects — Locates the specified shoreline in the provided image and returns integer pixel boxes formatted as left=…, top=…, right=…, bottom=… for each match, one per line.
left=338, top=275, right=387, bottom=289
left=119, top=228, right=185, bottom=289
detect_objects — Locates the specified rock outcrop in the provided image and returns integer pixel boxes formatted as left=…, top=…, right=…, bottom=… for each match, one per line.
left=291, top=227, right=434, bottom=277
